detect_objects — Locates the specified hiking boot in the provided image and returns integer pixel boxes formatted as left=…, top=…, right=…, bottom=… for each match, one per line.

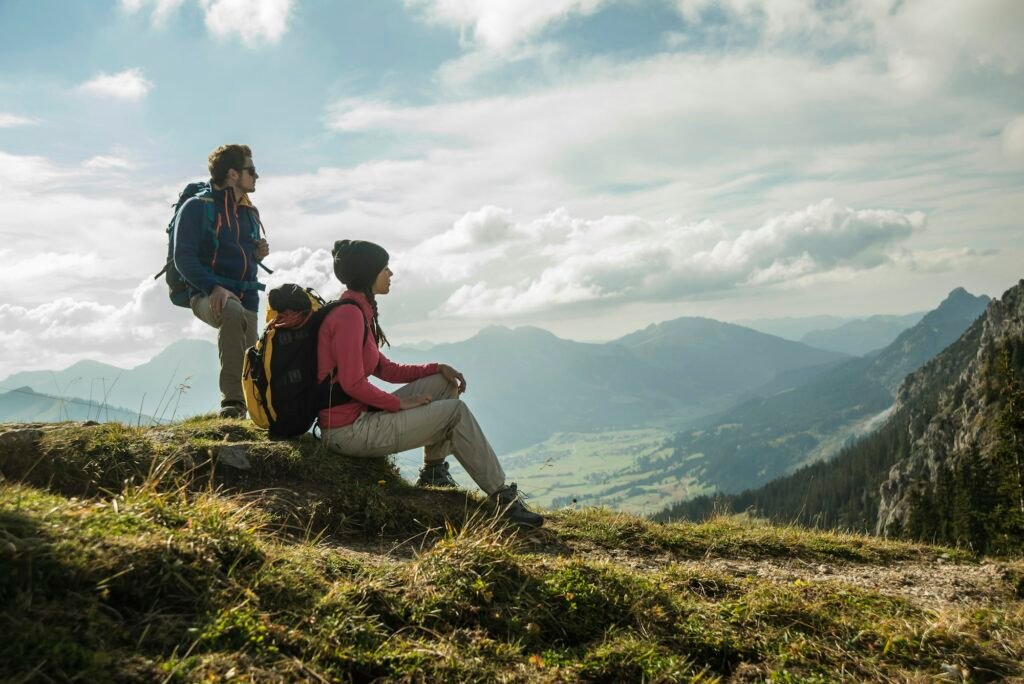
left=219, top=401, right=247, bottom=419
left=490, top=483, right=544, bottom=528
left=416, top=461, right=459, bottom=488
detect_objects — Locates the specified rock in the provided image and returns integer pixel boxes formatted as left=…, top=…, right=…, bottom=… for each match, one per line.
left=217, top=445, right=252, bottom=470
left=876, top=282, right=1024, bottom=537
left=0, top=428, right=45, bottom=450
left=938, top=663, right=967, bottom=681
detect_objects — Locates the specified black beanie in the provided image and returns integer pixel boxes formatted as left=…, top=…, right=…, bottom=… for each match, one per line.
left=332, top=240, right=389, bottom=290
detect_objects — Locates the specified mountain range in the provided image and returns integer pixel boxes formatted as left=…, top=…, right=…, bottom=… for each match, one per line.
left=386, top=319, right=847, bottom=452
left=0, top=386, right=154, bottom=425
left=799, top=312, right=925, bottom=356
left=1, top=290, right=986, bottom=516
left=656, top=283, right=1024, bottom=553
left=2, top=339, right=219, bottom=422
left=655, top=288, right=989, bottom=492
left=545, top=288, right=989, bottom=511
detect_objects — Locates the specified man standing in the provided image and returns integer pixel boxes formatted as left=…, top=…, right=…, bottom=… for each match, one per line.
left=173, top=144, right=270, bottom=418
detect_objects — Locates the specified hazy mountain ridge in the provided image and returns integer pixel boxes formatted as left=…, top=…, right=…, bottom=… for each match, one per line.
left=364, top=319, right=844, bottom=452
left=656, top=282, right=1023, bottom=554
left=2, top=339, right=219, bottom=420
left=0, top=386, right=155, bottom=425
left=613, top=317, right=847, bottom=398
left=2, top=317, right=847, bottom=455
left=639, top=288, right=989, bottom=497
left=799, top=311, right=925, bottom=356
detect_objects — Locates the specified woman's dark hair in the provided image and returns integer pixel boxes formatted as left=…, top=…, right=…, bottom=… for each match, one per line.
left=332, top=239, right=390, bottom=347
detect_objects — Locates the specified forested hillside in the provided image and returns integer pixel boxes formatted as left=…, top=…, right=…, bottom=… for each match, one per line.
left=646, top=288, right=988, bottom=495
left=657, top=281, right=1024, bottom=556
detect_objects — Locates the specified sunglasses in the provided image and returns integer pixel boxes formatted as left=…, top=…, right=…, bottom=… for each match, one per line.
left=241, top=165, right=257, bottom=175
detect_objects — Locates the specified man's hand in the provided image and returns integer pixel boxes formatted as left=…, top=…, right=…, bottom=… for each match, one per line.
left=209, top=285, right=240, bottom=317
left=438, top=363, right=467, bottom=394
left=255, top=238, right=270, bottom=260
left=399, top=394, right=432, bottom=410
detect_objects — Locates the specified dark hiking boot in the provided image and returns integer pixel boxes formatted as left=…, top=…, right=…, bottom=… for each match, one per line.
left=491, top=483, right=544, bottom=528
left=416, top=461, right=459, bottom=488
left=219, top=401, right=247, bottom=419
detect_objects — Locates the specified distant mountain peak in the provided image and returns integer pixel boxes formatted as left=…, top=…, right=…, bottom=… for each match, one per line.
left=929, top=287, right=989, bottom=319
left=475, top=325, right=556, bottom=340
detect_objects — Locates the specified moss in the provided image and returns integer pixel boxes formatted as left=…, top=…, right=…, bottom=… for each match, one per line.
left=554, top=507, right=972, bottom=564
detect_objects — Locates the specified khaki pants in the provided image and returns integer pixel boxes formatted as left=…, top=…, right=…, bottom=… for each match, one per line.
left=191, top=294, right=259, bottom=406
left=322, top=374, right=506, bottom=495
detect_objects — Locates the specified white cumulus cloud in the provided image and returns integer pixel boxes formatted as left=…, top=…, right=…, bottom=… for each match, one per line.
left=83, top=155, right=135, bottom=170
left=0, top=277, right=204, bottom=379
left=429, top=200, right=924, bottom=317
left=1003, top=115, right=1024, bottom=158
left=0, top=113, right=38, bottom=128
left=201, top=0, right=294, bottom=46
left=121, top=0, right=293, bottom=45
left=78, top=69, right=153, bottom=102
left=406, top=0, right=606, bottom=50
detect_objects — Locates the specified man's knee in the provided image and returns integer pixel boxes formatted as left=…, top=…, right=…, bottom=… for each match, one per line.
left=220, top=298, right=247, bottom=326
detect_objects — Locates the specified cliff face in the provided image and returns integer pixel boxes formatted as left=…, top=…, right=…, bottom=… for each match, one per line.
left=876, top=280, right=1024, bottom=535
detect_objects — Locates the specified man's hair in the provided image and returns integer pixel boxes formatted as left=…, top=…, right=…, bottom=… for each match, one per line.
left=208, top=144, right=252, bottom=185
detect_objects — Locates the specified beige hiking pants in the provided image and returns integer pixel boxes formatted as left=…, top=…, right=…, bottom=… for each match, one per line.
left=190, top=294, right=259, bottom=406
left=322, top=373, right=506, bottom=495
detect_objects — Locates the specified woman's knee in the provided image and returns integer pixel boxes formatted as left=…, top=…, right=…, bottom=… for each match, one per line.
left=432, top=398, right=464, bottom=429
left=424, top=373, right=459, bottom=400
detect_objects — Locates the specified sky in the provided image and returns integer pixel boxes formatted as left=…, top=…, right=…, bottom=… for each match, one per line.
left=0, top=0, right=1022, bottom=378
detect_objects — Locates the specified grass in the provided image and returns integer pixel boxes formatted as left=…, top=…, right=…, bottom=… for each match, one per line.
left=1, top=418, right=1023, bottom=682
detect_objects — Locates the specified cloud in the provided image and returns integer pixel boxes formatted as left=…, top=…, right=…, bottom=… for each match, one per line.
left=0, top=150, right=170, bottom=305
left=673, top=0, right=1024, bottom=87
left=0, top=250, right=105, bottom=289
left=405, top=0, right=606, bottom=51
left=200, top=0, right=294, bottom=45
left=121, top=0, right=293, bottom=45
left=0, top=113, right=38, bottom=128
left=120, top=0, right=186, bottom=23
left=261, top=246, right=339, bottom=298
left=428, top=200, right=923, bottom=317
left=83, top=155, right=135, bottom=170
left=78, top=69, right=153, bottom=102
left=0, top=276, right=207, bottom=379
left=892, top=247, right=999, bottom=274
left=1003, top=115, right=1024, bottom=158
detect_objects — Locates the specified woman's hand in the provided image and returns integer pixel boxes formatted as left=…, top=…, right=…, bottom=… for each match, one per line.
left=399, top=394, right=432, bottom=410
left=438, top=364, right=467, bottom=394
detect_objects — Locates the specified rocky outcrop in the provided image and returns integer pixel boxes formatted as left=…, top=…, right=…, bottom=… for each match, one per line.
left=876, top=280, right=1024, bottom=535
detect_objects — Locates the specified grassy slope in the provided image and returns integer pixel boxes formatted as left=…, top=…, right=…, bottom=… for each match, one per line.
left=2, top=420, right=1023, bottom=683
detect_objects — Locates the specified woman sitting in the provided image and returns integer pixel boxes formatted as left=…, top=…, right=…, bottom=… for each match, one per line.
left=317, top=239, right=543, bottom=528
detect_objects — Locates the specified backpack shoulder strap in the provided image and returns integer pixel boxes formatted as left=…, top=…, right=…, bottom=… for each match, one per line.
left=189, top=191, right=218, bottom=246
left=319, top=298, right=369, bottom=345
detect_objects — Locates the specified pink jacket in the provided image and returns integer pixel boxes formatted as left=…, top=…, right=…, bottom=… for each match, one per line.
left=317, top=290, right=437, bottom=429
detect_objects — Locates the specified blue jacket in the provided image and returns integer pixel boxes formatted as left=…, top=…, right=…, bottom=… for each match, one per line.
left=173, top=185, right=264, bottom=312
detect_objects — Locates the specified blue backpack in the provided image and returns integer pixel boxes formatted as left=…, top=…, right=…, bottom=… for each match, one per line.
left=155, top=181, right=217, bottom=307
left=154, top=181, right=271, bottom=307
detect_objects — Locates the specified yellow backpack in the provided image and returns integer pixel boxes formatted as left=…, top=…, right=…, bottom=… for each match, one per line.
left=243, top=284, right=366, bottom=437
